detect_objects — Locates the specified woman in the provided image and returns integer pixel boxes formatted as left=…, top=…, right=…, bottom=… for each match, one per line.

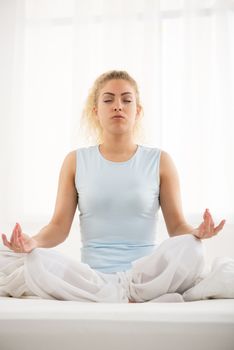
left=0, top=70, right=226, bottom=303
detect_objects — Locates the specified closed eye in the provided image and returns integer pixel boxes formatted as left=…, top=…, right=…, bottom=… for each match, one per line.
left=104, top=100, right=132, bottom=103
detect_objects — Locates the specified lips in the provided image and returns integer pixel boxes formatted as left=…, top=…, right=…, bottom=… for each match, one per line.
left=112, top=115, right=125, bottom=119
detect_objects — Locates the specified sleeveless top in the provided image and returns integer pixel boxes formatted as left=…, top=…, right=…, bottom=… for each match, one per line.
left=75, top=144, right=161, bottom=274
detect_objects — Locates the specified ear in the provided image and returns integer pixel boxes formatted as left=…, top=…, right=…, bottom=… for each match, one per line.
left=93, top=106, right=99, bottom=119
left=136, top=105, right=142, bottom=119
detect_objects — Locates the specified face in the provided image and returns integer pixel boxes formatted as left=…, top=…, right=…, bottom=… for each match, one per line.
left=93, top=79, right=141, bottom=137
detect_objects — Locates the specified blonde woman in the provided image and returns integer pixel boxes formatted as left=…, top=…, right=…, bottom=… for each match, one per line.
left=0, top=70, right=226, bottom=303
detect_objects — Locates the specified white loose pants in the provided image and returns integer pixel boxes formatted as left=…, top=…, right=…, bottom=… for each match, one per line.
left=0, top=234, right=207, bottom=303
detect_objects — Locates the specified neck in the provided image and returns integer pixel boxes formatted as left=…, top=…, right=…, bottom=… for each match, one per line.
left=99, top=137, right=137, bottom=155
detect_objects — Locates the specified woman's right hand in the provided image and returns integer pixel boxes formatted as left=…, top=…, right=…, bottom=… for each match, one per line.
left=1, top=222, right=38, bottom=253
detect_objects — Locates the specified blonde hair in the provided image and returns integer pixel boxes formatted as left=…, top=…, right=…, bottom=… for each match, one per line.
left=79, top=70, right=148, bottom=145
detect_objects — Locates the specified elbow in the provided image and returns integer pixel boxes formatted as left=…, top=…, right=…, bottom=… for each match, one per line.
left=49, top=221, right=70, bottom=241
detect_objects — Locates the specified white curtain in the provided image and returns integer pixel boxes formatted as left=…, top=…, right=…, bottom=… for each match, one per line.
left=0, top=0, right=234, bottom=249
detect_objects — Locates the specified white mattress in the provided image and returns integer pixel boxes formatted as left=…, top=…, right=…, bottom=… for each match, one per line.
left=0, top=297, right=234, bottom=350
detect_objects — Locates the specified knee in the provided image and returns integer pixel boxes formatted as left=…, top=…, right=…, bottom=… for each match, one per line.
left=170, top=233, right=204, bottom=256
left=179, top=234, right=205, bottom=262
left=183, top=233, right=202, bottom=245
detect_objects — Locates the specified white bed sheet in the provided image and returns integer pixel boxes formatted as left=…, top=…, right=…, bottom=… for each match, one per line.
left=0, top=297, right=234, bottom=350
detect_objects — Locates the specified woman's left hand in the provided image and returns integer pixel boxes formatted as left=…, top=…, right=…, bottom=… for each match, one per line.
left=192, top=209, right=226, bottom=239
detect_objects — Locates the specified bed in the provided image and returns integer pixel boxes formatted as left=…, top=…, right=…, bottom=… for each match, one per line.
left=1, top=223, right=234, bottom=350
left=0, top=296, right=234, bottom=350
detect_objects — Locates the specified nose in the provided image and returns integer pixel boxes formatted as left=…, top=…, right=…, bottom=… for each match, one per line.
left=114, top=107, right=122, bottom=111
left=114, top=106, right=122, bottom=112
left=113, top=99, right=123, bottom=112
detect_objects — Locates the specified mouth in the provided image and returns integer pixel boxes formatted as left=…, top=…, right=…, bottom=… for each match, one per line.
left=112, top=115, right=125, bottom=119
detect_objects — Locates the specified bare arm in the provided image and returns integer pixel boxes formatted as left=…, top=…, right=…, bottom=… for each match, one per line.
left=32, top=222, right=72, bottom=248
left=159, top=151, right=225, bottom=239
left=2, top=150, right=79, bottom=252
left=32, top=151, right=78, bottom=248
left=159, top=151, right=193, bottom=237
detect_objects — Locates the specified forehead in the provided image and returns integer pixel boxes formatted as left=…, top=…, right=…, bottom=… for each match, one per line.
left=100, top=79, right=135, bottom=96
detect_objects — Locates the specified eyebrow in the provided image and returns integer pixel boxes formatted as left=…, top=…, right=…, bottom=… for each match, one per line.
left=102, top=92, right=133, bottom=96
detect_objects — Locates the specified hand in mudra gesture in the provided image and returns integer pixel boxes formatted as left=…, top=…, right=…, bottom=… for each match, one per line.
left=192, top=209, right=226, bottom=239
left=1, top=223, right=37, bottom=253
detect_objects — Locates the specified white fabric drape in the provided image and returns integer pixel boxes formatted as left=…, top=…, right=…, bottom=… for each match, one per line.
left=0, top=0, right=234, bottom=245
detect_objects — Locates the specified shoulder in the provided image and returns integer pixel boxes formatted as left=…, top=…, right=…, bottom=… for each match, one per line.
left=140, top=145, right=161, bottom=159
left=159, top=150, right=178, bottom=178
left=62, top=150, right=76, bottom=178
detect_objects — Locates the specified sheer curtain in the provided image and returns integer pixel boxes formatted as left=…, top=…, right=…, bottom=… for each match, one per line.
left=0, top=0, right=233, bottom=257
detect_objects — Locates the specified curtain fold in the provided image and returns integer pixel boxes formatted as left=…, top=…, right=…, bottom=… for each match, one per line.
left=0, top=0, right=233, bottom=237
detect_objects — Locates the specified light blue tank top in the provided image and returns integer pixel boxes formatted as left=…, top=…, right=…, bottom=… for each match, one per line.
left=75, top=144, right=161, bottom=274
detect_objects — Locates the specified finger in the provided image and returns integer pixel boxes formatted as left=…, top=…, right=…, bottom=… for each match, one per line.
left=10, top=224, right=18, bottom=245
left=11, top=225, right=21, bottom=250
left=203, top=210, right=211, bottom=235
left=13, top=226, right=20, bottom=247
left=10, top=224, right=17, bottom=240
left=2, top=234, right=12, bottom=249
left=18, top=235, right=25, bottom=252
left=15, top=229, right=22, bottom=249
left=201, top=214, right=214, bottom=238
left=15, top=224, right=22, bottom=245
left=17, top=222, right=22, bottom=233
left=16, top=223, right=23, bottom=242
left=203, top=209, right=207, bottom=220
left=214, top=220, right=226, bottom=235
left=207, top=209, right=215, bottom=228
left=204, top=210, right=211, bottom=234
left=2, top=233, right=10, bottom=246
left=16, top=224, right=22, bottom=239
